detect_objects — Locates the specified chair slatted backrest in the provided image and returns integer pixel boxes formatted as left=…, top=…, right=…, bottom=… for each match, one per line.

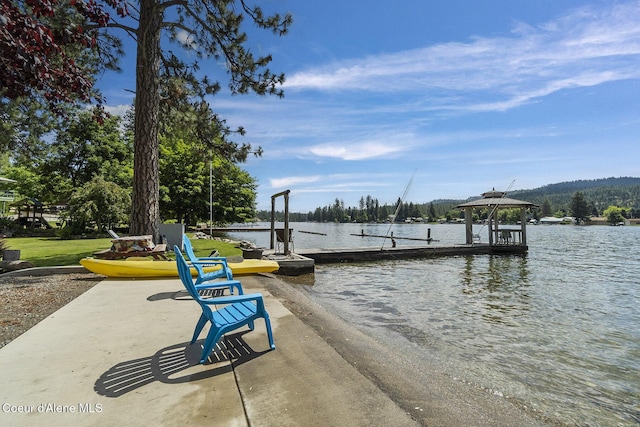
left=174, top=248, right=202, bottom=302
left=182, top=234, right=233, bottom=280
left=275, top=228, right=293, bottom=243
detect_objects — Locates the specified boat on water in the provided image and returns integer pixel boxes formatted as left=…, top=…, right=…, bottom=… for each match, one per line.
left=79, top=257, right=280, bottom=278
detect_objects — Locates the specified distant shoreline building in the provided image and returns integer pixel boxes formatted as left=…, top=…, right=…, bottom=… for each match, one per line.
left=539, top=216, right=575, bottom=224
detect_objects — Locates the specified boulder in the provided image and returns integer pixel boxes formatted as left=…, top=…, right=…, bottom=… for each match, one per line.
left=0, top=260, right=35, bottom=273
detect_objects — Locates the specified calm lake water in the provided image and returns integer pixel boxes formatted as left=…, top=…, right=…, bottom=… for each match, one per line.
left=227, top=223, right=640, bottom=426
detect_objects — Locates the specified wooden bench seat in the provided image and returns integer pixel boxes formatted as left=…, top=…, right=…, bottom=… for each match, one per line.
left=94, top=244, right=168, bottom=260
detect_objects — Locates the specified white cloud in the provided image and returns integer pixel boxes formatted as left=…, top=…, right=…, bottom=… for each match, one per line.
left=284, top=2, right=640, bottom=111
left=270, top=175, right=321, bottom=188
left=102, top=104, right=131, bottom=117
left=290, top=183, right=390, bottom=198
left=308, top=141, right=407, bottom=160
left=268, top=173, right=397, bottom=193
left=175, top=29, right=197, bottom=48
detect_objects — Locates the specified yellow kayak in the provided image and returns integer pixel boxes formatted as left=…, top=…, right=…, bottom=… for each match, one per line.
left=79, top=257, right=279, bottom=278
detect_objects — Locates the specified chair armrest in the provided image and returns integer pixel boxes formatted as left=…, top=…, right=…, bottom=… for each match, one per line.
left=189, top=259, right=226, bottom=267
left=189, top=258, right=224, bottom=264
left=199, top=292, right=264, bottom=305
left=195, top=257, right=229, bottom=267
left=197, top=256, right=228, bottom=262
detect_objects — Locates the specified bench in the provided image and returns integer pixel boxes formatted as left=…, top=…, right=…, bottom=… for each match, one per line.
left=94, top=244, right=169, bottom=260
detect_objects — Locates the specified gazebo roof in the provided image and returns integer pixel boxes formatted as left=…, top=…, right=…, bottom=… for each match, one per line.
left=456, top=189, right=538, bottom=209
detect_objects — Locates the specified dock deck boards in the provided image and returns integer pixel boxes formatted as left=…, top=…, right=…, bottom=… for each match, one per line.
left=296, top=243, right=527, bottom=263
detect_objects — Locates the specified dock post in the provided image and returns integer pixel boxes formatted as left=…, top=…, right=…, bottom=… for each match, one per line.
left=270, top=198, right=275, bottom=250
left=464, top=207, right=473, bottom=244
left=284, top=191, right=290, bottom=255
left=520, top=208, right=527, bottom=246
left=271, top=189, right=292, bottom=254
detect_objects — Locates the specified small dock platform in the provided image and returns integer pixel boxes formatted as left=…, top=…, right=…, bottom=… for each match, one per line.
left=264, top=251, right=316, bottom=276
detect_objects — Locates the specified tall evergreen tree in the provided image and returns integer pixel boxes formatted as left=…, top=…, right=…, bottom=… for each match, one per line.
left=541, top=198, right=553, bottom=217
left=127, top=1, right=291, bottom=240
left=428, top=202, right=437, bottom=222
left=569, top=191, right=590, bottom=224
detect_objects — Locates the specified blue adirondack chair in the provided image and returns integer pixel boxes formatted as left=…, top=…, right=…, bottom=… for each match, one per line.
left=181, top=234, right=245, bottom=296
left=183, top=234, right=236, bottom=286
left=174, top=246, right=275, bottom=364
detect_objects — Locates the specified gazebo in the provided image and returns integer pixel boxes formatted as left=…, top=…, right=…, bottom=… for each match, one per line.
left=457, top=189, right=538, bottom=251
left=0, top=177, right=16, bottom=216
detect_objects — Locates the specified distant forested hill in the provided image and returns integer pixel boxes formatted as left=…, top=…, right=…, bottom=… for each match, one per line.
left=264, top=177, right=640, bottom=221
left=506, top=177, right=640, bottom=215
left=406, top=177, right=640, bottom=218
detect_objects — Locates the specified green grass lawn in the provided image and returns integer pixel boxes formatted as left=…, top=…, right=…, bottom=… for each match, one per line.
left=2, top=235, right=242, bottom=267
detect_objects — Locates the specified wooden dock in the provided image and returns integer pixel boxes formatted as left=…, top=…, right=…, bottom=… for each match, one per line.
left=349, top=233, right=438, bottom=242
left=266, top=243, right=527, bottom=275
left=295, top=243, right=527, bottom=264
left=193, top=227, right=271, bottom=233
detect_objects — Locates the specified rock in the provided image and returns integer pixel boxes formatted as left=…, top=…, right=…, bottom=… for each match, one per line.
left=237, top=240, right=256, bottom=249
left=0, top=260, right=35, bottom=273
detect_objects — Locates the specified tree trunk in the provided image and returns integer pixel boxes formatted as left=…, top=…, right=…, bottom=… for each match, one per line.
left=131, top=0, right=162, bottom=241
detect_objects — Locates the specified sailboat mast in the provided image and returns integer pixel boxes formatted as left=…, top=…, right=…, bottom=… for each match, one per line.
left=381, top=171, right=416, bottom=250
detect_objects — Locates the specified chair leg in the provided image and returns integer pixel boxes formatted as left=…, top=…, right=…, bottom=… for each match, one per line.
left=263, top=313, right=276, bottom=350
left=191, top=313, right=208, bottom=344
left=200, top=327, right=224, bottom=364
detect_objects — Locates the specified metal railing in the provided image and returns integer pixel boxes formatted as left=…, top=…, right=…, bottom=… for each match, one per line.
left=0, top=190, right=15, bottom=201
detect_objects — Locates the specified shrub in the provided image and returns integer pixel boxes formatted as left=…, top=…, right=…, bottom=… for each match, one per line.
left=62, top=176, right=131, bottom=235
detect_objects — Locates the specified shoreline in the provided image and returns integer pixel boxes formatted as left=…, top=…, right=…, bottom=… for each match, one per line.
left=260, top=274, right=550, bottom=426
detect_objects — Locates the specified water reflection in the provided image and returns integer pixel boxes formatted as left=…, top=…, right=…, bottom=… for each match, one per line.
left=459, top=255, right=531, bottom=327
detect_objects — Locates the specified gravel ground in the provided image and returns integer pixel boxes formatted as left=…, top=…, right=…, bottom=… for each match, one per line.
left=0, top=273, right=102, bottom=348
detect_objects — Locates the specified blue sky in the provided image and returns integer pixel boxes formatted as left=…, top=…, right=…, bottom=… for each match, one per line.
left=99, top=0, right=640, bottom=212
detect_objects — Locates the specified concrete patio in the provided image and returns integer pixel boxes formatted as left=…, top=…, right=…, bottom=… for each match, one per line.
left=0, top=274, right=418, bottom=426
left=0, top=272, right=547, bottom=426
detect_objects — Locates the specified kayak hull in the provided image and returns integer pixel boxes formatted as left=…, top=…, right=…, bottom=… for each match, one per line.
left=79, top=257, right=279, bottom=278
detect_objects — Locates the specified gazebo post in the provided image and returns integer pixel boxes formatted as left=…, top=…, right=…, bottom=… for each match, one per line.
left=489, top=210, right=498, bottom=246
left=520, top=208, right=527, bottom=245
left=464, top=207, right=473, bottom=244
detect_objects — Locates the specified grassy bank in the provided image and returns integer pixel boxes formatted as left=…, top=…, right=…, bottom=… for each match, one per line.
left=2, top=235, right=242, bottom=267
